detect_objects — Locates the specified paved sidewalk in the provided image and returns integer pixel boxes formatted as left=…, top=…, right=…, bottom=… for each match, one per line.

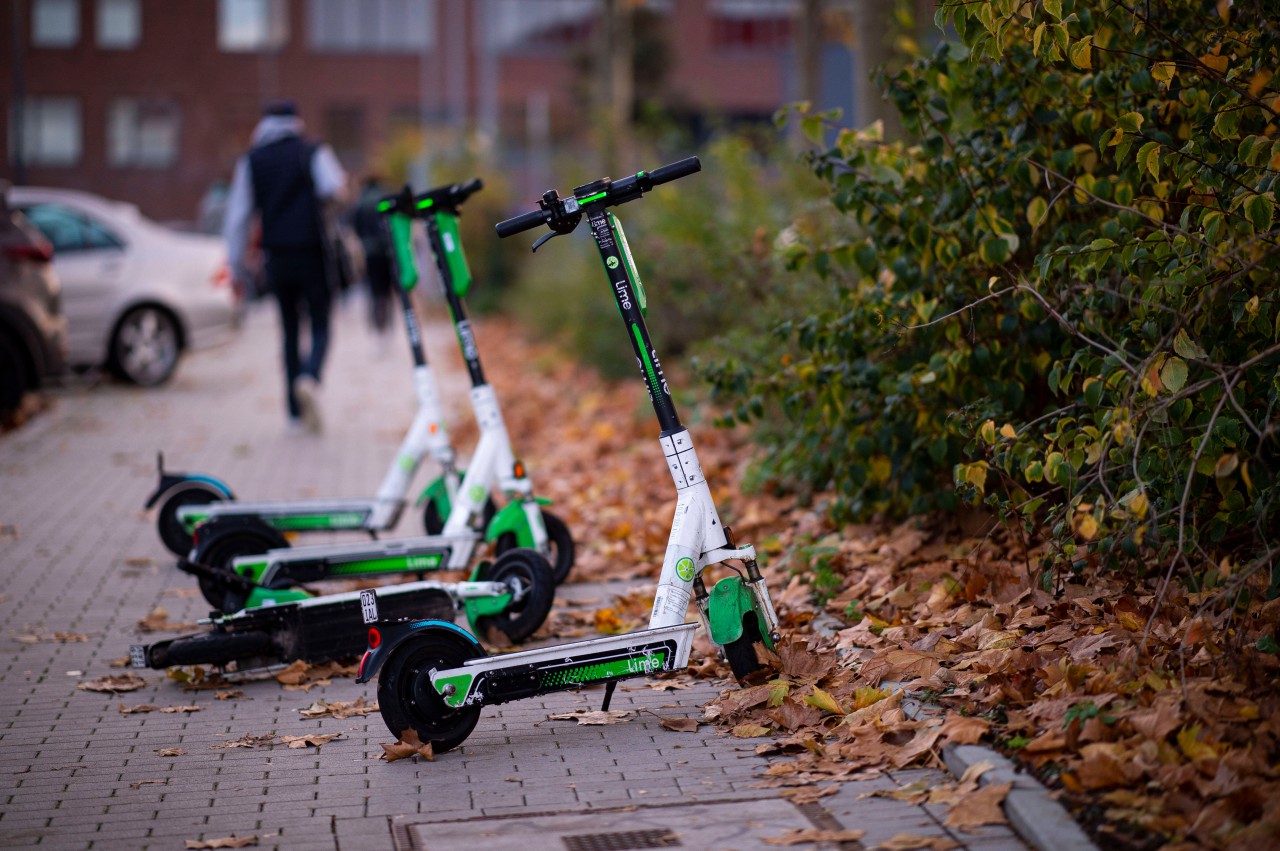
left=0, top=299, right=1030, bottom=850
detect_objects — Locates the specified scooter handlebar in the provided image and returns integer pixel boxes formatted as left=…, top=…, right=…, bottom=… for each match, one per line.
left=495, top=208, right=549, bottom=239
left=647, top=156, right=701, bottom=187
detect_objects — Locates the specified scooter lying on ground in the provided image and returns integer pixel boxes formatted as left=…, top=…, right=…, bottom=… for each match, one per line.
left=131, top=547, right=552, bottom=670
left=356, top=157, right=782, bottom=754
left=145, top=180, right=571, bottom=590
left=172, top=181, right=573, bottom=618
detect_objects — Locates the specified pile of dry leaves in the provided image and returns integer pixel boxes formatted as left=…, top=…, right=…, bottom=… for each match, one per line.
left=458, top=314, right=1280, bottom=850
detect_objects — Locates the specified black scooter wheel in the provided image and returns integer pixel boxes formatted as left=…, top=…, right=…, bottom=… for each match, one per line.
left=377, top=628, right=485, bottom=754
left=191, top=526, right=286, bottom=612
left=494, top=509, right=576, bottom=585
left=723, top=613, right=768, bottom=684
left=148, top=629, right=275, bottom=668
left=156, top=485, right=225, bottom=556
left=473, top=548, right=555, bottom=644
left=423, top=492, right=497, bottom=536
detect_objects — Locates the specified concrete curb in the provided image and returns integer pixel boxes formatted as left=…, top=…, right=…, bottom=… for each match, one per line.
left=943, top=743, right=1098, bottom=851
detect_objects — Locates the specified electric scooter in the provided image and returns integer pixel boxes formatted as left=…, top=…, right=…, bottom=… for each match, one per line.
left=131, top=547, right=553, bottom=671
left=355, top=157, right=782, bottom=754
left=172, top=181, right=574, bottom=617
left=145, top=181, right=572, bottom=588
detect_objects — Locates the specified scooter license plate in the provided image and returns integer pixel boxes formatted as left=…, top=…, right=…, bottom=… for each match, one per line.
left=359, top=590, right=379, bottom=624
left=129, top=645, right=147, bottom=669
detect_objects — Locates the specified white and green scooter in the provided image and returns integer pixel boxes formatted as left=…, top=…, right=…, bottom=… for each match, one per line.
left=172, top=183, right=572, bottom=643
left=147, top=180, right=571, bottom=593
left=356, top=158, right=782, bottom=753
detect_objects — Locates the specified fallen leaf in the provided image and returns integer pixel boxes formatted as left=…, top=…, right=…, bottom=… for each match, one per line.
left=944, top=782, right=1011, bottom=831
left=18, top=632, right=89, bottom=643
left=298, top=697, right=377, bottom=719
left=654, top=715, right=699, bottom=733
left=938, top=714, right=991, bottom=745
left=211, top=733, right=277, bottom=750
left=764, top=828, right=866, bottom=846
left=280, top=733, right=343, bottom=749
left=731, top=723, right=771, bottom=738
left=137, top=607, right=196, bottom=633
left=548, top=709, right=632, bottom=725
left=780, top=784, right=839, bottom=804
left=129, top=779, right=164, bottom=789
left=184, top=836, right=258, bottom=849
left=381, top=728, right=434, bottom=762
left=155, top=748, right=186, bottom=757
left=119, top=703, right=201, bottom=714
left=215, top=690, right=246, bottom=700
left=78, top=674, right=148, bottom=693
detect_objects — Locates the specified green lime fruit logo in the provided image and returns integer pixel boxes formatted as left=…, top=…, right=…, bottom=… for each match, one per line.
left=606, top=256, right=619, bottom=269
left=469, top=485, right=486, bottom=503
left=675, top=557, right=695, bottom=582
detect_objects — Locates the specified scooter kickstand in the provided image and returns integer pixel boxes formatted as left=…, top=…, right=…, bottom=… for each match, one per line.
left=600, top=680, right=617, bottom=712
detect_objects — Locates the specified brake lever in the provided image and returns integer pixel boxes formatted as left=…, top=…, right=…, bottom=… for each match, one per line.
left=531, top=230, right=560, bottom=253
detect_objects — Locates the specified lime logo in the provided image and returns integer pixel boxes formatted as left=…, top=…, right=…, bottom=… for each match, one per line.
left=675, top=557, right=695, bottom=582
left=606, top=256, right=619, bottom=269
left=469, top=485, right=486, bottom=503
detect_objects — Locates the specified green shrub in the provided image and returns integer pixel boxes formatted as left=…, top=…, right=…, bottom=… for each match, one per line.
left=704, top=0, right=1280, bottom=590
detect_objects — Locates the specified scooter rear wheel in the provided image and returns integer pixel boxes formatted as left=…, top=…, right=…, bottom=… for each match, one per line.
left=473, top=548, right=555, bottom=644
left=157, top=485, right=225, bottom=556
left=494, top=509, right=576, bottom=585
left=192, top=526, right=287, bottom=612
left=377, top=628, right=485, bottom=754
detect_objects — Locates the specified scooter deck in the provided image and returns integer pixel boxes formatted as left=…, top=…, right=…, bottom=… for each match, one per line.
left=240, top=532, right=478, bottom=586
left=432, top=622, right=698, bottom=709
left=177, top=497, right=395, bottom=533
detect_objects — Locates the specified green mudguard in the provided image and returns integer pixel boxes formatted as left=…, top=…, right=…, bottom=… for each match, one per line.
left=707, top=576, right=775, bottom=650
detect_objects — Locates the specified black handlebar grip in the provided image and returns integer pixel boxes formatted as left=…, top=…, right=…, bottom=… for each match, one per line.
left=458, top=177, right=483, bottom=197
left=496, top=208, right=549, bottom=238
left=648, top=156, right=701, bottom=186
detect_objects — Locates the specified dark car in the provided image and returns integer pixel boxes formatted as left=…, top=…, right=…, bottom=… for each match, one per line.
left=0, top=181, right=67, bottom=418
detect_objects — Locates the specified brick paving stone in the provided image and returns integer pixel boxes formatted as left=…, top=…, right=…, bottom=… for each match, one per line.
left=0, top=303, right=1035, bottom=850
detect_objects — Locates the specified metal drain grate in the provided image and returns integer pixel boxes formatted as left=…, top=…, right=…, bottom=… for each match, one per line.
left=562, top=829, right=681, bottom=851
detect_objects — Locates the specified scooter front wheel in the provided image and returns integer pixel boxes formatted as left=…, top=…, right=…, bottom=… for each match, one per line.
left=377, top=628, right=485, bottom=754
left=494, top=509, right=576, bottom=585
left=156, top=485, right=226, bottom=556
left=722, top=613, right=768, bottom=684
left=472, top=548, right=555, bottom=644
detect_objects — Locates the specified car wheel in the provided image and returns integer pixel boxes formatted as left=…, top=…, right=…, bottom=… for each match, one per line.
left=110, top=305, right=181, bottom=386
left=0, top=331, right=31, bottom=417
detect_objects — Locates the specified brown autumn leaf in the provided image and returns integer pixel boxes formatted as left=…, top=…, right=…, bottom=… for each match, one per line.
left=298, top=697, right=377, bottom=719
left=548, top=709, right=632, bottom=725
left=731, top=723, right=771, bottom=738
left=874, top=835, right=960, bottom=850
left=764, top=828, right=866, bottom=846
left=938, top=714, right=992, bottom=745
left=136, top=607, right=196, bottom=633
left=381, top=728, right=434, bottom=762
left=78, top=674, right=148, bottom=693
left=210, top=733, right=277, bottom=750
left=184, top=836, right=258, bottom=849
left=280, top=733, right=343, bottom=749
left=866, top=780, right=932, bottom=804
left=155, top=748, right=186, bottom=757
left=215, top=689, right=246, bottom=700
left=943, top=782, right=1012, bottom=831
left=779, top=784, right=839, bottom=804
left=18, top=631, right=89, bottom=643
left=274, top=659, right=356, bottom=690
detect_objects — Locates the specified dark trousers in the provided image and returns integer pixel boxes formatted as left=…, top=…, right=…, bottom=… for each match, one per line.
left=265, top=247, right=331, bottom=419
left=366, top=251, right=394, bottom=333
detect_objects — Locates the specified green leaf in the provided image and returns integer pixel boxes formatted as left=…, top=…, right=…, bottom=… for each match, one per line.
left=1243, top=194, right=1274, bottom=234
left=801, top=115, right=825, bottom=146
left=1117, top=112, right=1144, bottom=132
left=1161, top=356, right=1188, bottom=393
left=980, top=237, right=1011, bottom=265
left=1033, top=22, right=1046, bottom=55
left=1172, top=329, right=1207, bottom=360
left=1137, top=141, right=1160, bottom=180
left=1044, top=0, right=1063, bottom=20
left=1069, top=35, right=1093, bottom=70
left=1151, top=61, right=1176, bottom=83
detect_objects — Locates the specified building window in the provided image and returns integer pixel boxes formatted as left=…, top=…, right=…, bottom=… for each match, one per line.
left=483, top=0, right=594, bottom=53
left=218, top=0, right=289, bottom=51
left=107, top=99, right=181, bottom=168
left=96, top=0, right=140, bottom=48
left=9, top=98, right=82, bottom=166
left=307, top=0, right=433, bottom=52
left=710, top=0, right=794, bottom=50
left=32, top=0, right=80, bottom=47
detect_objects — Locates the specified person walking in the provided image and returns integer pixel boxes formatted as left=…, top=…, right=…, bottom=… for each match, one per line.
left=352, top=175, right=396, bottom=353
left=223, top=100, right=347, bottom=434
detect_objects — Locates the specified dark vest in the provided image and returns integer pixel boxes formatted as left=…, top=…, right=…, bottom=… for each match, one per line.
left=248, top=135, right=323, bottom=251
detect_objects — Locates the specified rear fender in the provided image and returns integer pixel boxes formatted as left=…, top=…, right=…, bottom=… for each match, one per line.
left=355, top=597, right=480, bottom=684
left=145, top=472, right=234, bottom=509
left=707, top=576, right=774, bottom=651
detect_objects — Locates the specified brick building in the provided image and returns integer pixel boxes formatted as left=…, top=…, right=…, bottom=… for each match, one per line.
left=2, top=0, right=862, bottom=222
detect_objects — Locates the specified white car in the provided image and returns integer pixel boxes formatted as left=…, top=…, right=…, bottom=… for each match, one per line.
left=10, top=187, right=239, bottom=386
